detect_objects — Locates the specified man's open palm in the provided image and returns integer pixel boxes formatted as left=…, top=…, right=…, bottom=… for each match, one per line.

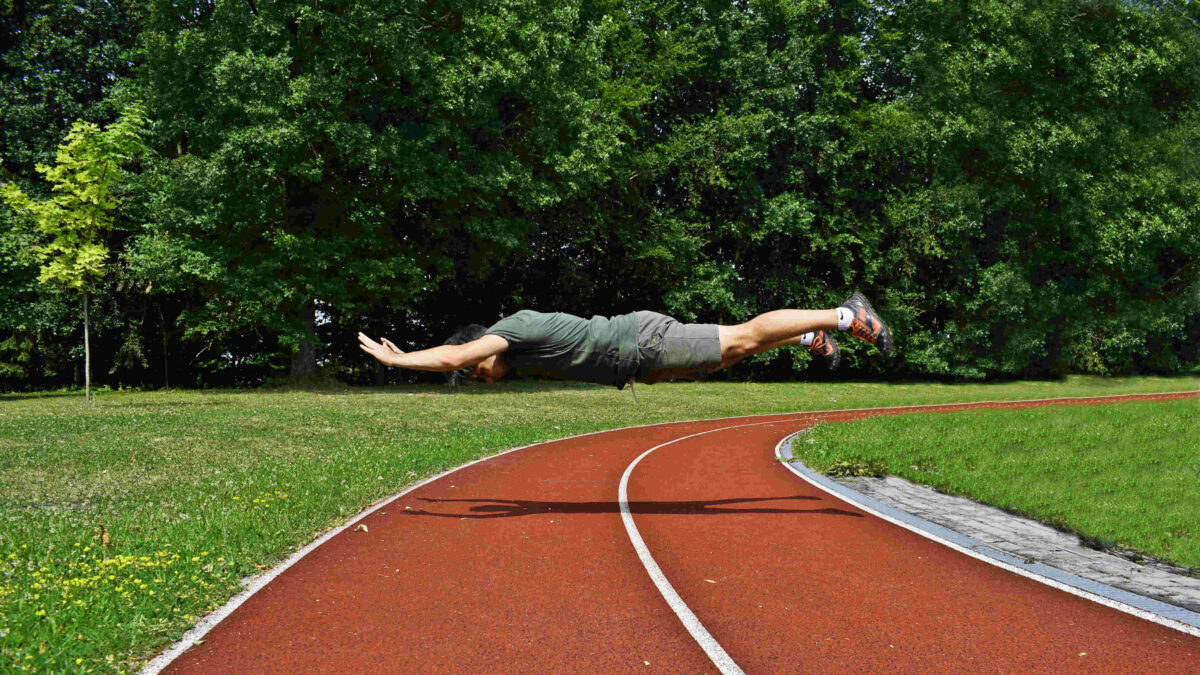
left=358, top=332, right=403, bottom=365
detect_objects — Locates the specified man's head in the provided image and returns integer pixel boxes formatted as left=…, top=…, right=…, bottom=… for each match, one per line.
left=442, top=324, right=488, bottom=385
left=468, top=352, right=510, bottom=383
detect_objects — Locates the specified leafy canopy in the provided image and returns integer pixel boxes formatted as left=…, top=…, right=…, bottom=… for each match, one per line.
left=1, top=103, right=149, bottom=289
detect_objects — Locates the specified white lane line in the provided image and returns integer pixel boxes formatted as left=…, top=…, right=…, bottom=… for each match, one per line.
left=143, top=415, right=823, bottom=674
left=619, top=391, right=1200, bottom=670
left=619, top=420, right=800, bottom=675
left=773, top=434, right=1200, bottom=638
left=144, top=390, right=1198, bottom=673
left=142, top=416, right=809, bottom=674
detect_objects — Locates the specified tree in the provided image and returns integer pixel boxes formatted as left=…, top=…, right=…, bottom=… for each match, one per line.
left=0, top=0, right=147, bottom=391
left=0, top=103, right=149, bottom=403
left=140, top=0, right=632, bottom=378
left=856, top=0, right=1200, bottom=377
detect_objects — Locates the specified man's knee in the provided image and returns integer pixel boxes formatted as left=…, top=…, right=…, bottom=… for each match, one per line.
left=718, top=325, right=759, bottom=363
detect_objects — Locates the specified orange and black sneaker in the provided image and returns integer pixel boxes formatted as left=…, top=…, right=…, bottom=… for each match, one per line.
left=840, top=291, right=893, bottom=355
left=808, top=331, right=841, bottom=371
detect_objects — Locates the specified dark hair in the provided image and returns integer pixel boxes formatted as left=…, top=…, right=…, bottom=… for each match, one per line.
left=443, top=324, right=488, bottom=385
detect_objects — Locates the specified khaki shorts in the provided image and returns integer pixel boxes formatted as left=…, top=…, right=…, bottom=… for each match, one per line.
left=634, top=311, right=723, bottom=381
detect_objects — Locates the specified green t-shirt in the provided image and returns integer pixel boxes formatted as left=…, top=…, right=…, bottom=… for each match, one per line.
left=484, top=310, right=639, bottom=388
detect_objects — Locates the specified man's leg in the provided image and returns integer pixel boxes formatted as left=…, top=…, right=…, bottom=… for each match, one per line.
left=716, top=293, right=892, bottom=370
left=716, top=309, right=838, bottom=369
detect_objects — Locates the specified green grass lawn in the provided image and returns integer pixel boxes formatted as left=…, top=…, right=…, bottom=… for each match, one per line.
left=1, top=375, right=1198, bottom=673
left=792, top=396, right=1200, bottom=570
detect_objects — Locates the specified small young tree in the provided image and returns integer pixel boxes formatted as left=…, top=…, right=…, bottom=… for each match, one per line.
left=0, top=102, right=148, bottom=404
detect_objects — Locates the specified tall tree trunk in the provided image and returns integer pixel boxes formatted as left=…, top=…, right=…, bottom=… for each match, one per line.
left=159, top=306, right=169, bottom=389
left=290, top=299, right=318, bottom=377
left=83, top=290, right=92, bottom=406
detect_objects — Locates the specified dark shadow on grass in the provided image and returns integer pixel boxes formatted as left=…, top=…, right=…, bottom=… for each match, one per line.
left=0, top=380, right=612, bottom=402
left=407, top=495, right=862, bottom=519
left=400, top=380, right=609, bottom=395
left=0, top=391, right=88, bottom=401
left=241, top=380, right=612, bottom=397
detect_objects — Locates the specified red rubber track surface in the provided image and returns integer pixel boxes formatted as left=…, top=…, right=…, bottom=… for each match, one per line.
left=163, top=393, right=1200, bottom=674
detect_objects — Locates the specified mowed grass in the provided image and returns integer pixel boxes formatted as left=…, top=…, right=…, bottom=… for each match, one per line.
left=793, top=397, right=1200, bottom=569
left=0, top=376, right=1197, bottom=673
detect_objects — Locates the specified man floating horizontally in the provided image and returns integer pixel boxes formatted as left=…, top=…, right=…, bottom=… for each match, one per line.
left=357, top=292, right=892, bottom=388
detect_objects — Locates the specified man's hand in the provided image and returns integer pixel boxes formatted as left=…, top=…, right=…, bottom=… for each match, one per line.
left=358, top=332, right=404, bottom=367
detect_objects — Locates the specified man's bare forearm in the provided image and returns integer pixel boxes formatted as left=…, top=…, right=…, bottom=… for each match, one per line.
left=359, top=331, right=504, bottom=373
left=387, top=345, right=467, bottom=372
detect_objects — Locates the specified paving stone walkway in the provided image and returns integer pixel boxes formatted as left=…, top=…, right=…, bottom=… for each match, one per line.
left=833, top=474, right=1200, bottom=614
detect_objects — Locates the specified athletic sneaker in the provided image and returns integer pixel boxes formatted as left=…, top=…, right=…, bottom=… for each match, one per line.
left=840, top=291, right=893, bottom=355
left=808, top=330, right=841, bottom=371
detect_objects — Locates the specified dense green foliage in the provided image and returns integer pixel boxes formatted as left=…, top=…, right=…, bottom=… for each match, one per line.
left=2, top=104, right=148, bottom=290
left=2, top=0, right=1199, bottom=389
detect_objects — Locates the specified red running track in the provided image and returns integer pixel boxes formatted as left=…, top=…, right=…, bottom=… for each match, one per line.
left=159, top=393, right=1200, bottom=674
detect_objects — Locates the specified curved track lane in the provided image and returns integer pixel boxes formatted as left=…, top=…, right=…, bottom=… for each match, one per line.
left=157, top=394, right=1200, bottom=673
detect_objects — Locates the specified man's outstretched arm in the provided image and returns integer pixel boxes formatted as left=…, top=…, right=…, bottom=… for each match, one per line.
left=357, top=332, right=508, bottom=372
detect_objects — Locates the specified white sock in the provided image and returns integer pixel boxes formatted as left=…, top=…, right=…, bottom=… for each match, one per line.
left=836, top=307, right=853, bottom=331
left=800, top=332, right=815, bottom=347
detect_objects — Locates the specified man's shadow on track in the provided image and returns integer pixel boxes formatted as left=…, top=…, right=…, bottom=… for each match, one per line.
left=406, top=496, right=862, bottom=519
